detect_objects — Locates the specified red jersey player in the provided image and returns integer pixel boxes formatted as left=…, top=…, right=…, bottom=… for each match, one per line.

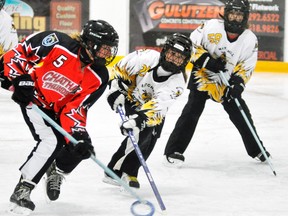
left=3, top=20, right=119, bottom=214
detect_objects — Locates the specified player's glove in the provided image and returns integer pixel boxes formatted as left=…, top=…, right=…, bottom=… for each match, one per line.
left=120, top=114, right=146, bottom=136
left=107, top=79, right=129, bottom=112
left=107, top=90, right=126, bottom=111
left=194, top=53, right=226, bottom=73
left=70, top=130, right=95, bottom=159
left=224, top=76, right=245, bottom=102
left=11, top=74, right=35, bottom=106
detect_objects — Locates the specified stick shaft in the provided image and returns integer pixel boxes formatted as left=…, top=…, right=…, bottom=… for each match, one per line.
left=219, top=72, right=276, bottom=176
left=117, top=106, right=166, bottom=211
left=31, top=104, right=145, bottom=200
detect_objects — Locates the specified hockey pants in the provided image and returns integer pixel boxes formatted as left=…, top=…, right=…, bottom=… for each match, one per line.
left=20, top=105, right=87, bottom=184
left=107, top=126, right=160, bottom=177
left=164, top=89, right=266, bottom=158
left=19, top=106, right=65, bottom=184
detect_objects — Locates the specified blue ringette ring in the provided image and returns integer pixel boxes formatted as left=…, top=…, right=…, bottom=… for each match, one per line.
left=130, top=200, right=155, bottom=216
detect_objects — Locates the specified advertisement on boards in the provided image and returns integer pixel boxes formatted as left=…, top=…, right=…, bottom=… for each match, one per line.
left=249, top=0, right=285, bottom=61
left=3, top=0, right=89, bottom=42
left=129, top=0, right=285, bottom=61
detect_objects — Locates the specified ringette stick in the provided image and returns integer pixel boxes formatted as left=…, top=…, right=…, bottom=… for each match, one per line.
left=219, top=71, right=276, bottom=176
left=117, top=106, right=167, bottom=212
left=30, top=104, right=155, bottom=215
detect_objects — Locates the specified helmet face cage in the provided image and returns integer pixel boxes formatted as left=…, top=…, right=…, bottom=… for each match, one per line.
left=160, top=33, right=192, bottom=74
left=80, top=20, right=119, bottom=66
left=224, top=0, right=250, bottom=34
left=0, top=0, right=5, bottom=10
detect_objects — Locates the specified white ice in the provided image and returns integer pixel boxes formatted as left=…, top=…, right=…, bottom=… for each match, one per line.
left=0, top=72, right=287, bottom=216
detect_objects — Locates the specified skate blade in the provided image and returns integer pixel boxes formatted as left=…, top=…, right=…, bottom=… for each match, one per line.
left=119, top=185, right=139, bottom=197
left=42, top=176, right=52, bottom=204
left=162, top=157, right=184, bottom=168
left=102, top=175, right=121, bottom=187
left=8, top=203, right=32, bottom=216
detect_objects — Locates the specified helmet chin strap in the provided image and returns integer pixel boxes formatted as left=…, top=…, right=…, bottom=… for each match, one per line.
left=79, top=47, right=93, bottom=65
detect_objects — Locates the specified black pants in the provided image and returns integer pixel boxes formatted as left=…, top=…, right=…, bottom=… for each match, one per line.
left=107, top=101, right=164, bottom=177
left=107, top=126, right=160, bottom=177
left=164, top=88, right=266, bottom=158
left=55, top=144, right=85, bottom=174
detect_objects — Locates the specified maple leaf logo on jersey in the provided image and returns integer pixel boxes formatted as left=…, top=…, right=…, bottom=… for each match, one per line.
left=7, top=58, right=29, bottom=78
left=6, top=42, right=41, bottom=78
left=66, top=107, right=86, bottom=133
left=14, top=42, right=41, bottom=63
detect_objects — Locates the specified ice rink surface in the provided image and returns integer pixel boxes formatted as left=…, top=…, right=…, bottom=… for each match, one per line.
left=0, top=72, right=287, bottom=216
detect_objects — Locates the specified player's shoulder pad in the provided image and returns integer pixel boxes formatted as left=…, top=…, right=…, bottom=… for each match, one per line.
left=119, top=49, right=160, bottom=70
left=241, top=29, right=258, bottom=49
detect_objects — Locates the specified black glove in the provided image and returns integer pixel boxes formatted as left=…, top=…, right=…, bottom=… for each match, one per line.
left=107, top=90, right=126, bottom=111
left=107, top=79, right=128, bottom=111
left=194, top=53, right=226, bottom=73
left=11, top=74, right=35, bottom=106
left=120, top=114, right=146, bottom=136
left=70, top=130, right=95, bottom=159
left=224, top=76, right=245, bottom=102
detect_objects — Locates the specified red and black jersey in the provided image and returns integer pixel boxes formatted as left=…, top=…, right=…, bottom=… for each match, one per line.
left=3, top=31, right=109, bottom=134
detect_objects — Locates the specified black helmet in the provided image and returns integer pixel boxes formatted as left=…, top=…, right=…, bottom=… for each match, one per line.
left=80, top=20, right=119, bottom=66
left=160, top=33, right=192, bottom=74
left=0, top=0, right=5, bottom=10
left=222, top=0, right=250, bottom=34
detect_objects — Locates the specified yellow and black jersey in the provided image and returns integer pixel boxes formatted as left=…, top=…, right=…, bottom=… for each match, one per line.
left=0, top=9, right=18, bottom=55
left=110, top=49, right=186, bottom=127
left=189, top=19, right=258, bottom=102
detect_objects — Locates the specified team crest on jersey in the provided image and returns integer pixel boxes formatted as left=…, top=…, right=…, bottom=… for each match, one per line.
left=141, top=90, right=152, bottom=102
left=42, top=33, right=59, bottom=46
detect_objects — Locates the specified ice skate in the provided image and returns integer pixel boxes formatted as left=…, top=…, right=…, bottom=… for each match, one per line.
left=102, top=173, right=121, bottom=187
left=45, top=161, right=65, bottom=201
left=163, top=152, right=185, bottom=168
left=9, top=179, right=36, bottom=216
left=119, top=172, right=140, bottom=195
left=120, top=172, right=140, bottom=189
